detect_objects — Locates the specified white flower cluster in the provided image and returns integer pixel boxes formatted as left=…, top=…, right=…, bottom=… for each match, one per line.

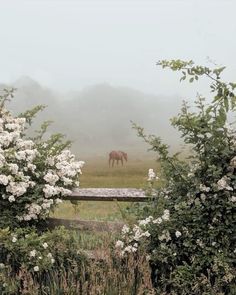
left=199, top=184, right=210, bottom=192
left=28, top=242, right=55, bottom=272
left=116, top=209, right=171, bottom=256
left=230, top=196, right=236, bottom=202
left=216, top=176, right=233, bottom=191
left=147, top=168, right=159, bottom=182
left=0, top=103, right=84, bottom=222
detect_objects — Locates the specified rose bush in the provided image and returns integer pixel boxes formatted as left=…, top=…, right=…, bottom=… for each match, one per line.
left=0, top=89, right=84, bottom=228
left=117, top=61, right=236, bottom=294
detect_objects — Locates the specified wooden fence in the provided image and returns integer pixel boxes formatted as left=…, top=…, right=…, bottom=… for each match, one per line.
left=48, top=188, right=149, bottom=232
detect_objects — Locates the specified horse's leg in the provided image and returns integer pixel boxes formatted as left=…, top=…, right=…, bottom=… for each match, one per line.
left=112, top=159, right=114, bottom=167
left=121, top=157, right=123, bottom=166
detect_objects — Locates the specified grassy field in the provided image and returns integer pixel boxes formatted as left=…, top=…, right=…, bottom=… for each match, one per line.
left=52, top=155, right=160, bottom=221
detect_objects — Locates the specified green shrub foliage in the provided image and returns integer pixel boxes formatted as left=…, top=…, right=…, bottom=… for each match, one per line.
left=119, top=60, right=236, bottom=294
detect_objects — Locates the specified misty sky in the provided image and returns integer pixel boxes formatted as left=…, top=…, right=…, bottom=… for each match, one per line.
left=0, top=0, right=236, bottom=97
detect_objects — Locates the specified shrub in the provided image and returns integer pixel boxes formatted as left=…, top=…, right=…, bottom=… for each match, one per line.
left=0, top=89, right=84, bottom=228
left=117, top=60, right=236, bottom=294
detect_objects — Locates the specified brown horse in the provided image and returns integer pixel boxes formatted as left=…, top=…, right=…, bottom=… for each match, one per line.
left=109, top=151, right=128, bottom=167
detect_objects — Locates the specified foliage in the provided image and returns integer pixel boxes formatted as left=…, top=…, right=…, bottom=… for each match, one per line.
left=0, top=227, right=86, bottom=274
left=0, top=227, right=154, bottom=295
left=118, top=60, right=236, bottom=294
left=0, top=89, right=84, bottom=228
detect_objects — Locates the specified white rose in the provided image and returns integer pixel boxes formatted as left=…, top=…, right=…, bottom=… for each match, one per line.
left=175, top=231, right=182, bottom=238
left=8, top=195, right=15, bottom=203
left=42, top=242, right=48, bottom=249
left=115, top=240, right=124, bottom=248
left=30, top=250, right=36, bottom=257
left=33, top=266, right=39, bottom=272
left=12, top=236, right=17, bottom=243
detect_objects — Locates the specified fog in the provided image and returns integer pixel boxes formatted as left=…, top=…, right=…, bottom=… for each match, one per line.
left=4, top=77, right=182, bottom=157
left=0, top=0, right=236, bottom=158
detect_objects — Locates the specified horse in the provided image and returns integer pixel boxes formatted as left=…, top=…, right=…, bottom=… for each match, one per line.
left=109, top=151, right=128, bottom=167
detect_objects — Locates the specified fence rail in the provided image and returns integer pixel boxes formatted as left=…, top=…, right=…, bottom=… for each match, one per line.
left=49, top=188, right=150, bottom=232
left=62, top=188, right=149, bottom=202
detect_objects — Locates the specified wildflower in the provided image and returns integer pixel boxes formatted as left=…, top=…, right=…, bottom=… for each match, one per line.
left=43, top=184, right=59, bottom=198
left=217, top=176, right=233, bottom=191
left=51, top=258, right=55, bottom=264
left=6, top=181, right=29, bottom=197
left=12, top=236, right=17, bottom=243
left=230, top=196, right=236, bottom=202
left=0, top=174, right=9, bottom=186
left=8, top=163, right=19, bottom=174
left=148, top=169, right=159, bottom=181
left=175, top=231, right=182, bottom=238
left=200, top=193, right=206, bottom=202
left=143, top=231, right=151, bottom=237
left=138, top=216, right=153, bottom=226
left=30, top=250, right=36, bottom=257
left=122, top=225, right=130, bottom=235
left=8, top=195, right=15, bottom=202
left=59, top=187, right=72, bottom=196
left=159, top=230, right=171, bottom=242
left=199, top=184, right=210, bottom=192
left=33, top=266, right=39, bottom=272
left=133, top=226, right=143, bottom=241
left=115, top=240, right=124, bottom=248
left=153, top=217, right=162, bottom=224
left=123, top=245, right=136, bottom=253
left=42, top=242, right=48, bottom=249
left=43, top=171, right=59, bottom=186
left=162, top=209, right=170, bottom=221
left=196, top=239, right=204, bottom=248
left=47, top=253, right=53, bottom=258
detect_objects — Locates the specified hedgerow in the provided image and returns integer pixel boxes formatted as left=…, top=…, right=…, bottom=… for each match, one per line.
left=117, top=60, right=236, bottom=294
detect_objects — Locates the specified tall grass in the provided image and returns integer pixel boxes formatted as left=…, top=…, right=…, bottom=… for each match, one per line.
left=1, top=251, right=154, bottom=295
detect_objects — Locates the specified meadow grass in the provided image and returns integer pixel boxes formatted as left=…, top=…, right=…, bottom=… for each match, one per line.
left=51, top=155, right=160, bottom=251
left=52, top=155, right=160, bottom=221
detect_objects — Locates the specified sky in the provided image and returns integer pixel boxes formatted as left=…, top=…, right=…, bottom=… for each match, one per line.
left=0, top=0, right=236, bottom=98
